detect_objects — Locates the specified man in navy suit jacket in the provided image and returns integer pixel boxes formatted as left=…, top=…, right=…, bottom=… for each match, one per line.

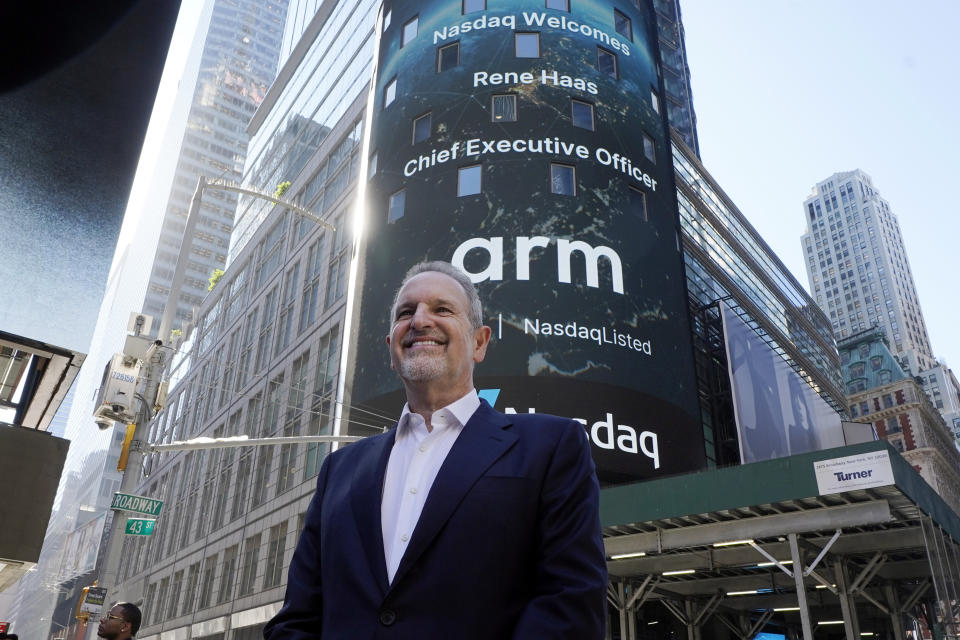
left=264, top=261, right=607, bottom=639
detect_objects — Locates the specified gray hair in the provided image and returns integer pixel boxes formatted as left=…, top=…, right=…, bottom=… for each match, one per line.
left=390, top=261, right=484, bottom=329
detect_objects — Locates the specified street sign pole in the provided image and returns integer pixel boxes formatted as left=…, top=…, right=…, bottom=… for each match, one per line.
left=93, top=340, right=167, bottom=640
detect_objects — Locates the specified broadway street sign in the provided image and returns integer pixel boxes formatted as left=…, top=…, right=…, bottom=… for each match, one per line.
left=111, top=492, right=163, bottom=517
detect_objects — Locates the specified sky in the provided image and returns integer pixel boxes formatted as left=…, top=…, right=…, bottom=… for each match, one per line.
left=0, top=2, right=179, bottom=352
left=679, top=0, right=960, bottom=372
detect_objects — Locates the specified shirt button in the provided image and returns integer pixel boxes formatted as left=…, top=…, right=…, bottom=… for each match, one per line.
left=409, top=487, right=417, bottom=494
left=401, top=534, right=409, bottom=542
left=419, top=445, right=426, bottom=452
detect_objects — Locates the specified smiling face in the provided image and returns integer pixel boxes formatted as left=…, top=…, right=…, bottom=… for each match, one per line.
left=387, top=271, right=491, bottom=408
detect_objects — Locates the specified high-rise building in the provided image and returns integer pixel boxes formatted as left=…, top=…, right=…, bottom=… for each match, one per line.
left=799, top=170, right=960, bottom=436
left=801, top=169, right=935, bottom=376
left=141, top=0, right=290, bottom=333
left=921, top=363, right=960, bottom=440
left=6, top=3, right=289, bottom=639
left=652, top=0, right=699, bottom=156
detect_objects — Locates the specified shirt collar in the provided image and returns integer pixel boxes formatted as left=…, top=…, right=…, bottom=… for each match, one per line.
left=397, top=388, right=481, bottom=435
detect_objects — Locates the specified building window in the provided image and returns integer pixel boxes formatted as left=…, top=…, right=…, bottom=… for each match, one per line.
left=515, top=32, right=540, bottom=58
left=491, top=94, right=517, bottom=122
left=388, top=189, right=406, bottom=223
left=384, top=77, right=397, bottom=108
left=264, top=521, right=289, bottom=588
left=886, top=416, right=901, bottom=434
left=402, top=16, right=418, bottom=47
left=382, top=9, right=391, bottom=31
left=198, top=553, right=218, bottom=609
left=278, top=351, right=309, bottom=495
left=458, top=165, right=482, bottom=196
left=651, top=89, right=660, bottom=113
left=412, top=112, right=431, bottom=144
left=306, top=325, right=339, bottom=478
left=546, top=0, right=570, bottom=9
left=254, top=218, right=285, bottom=291
left=325, top=213, right=349, bottom=310
left=198, top=554, right=217, bottom=609
left=167, top=571, right=183, bottom=619
left=551, top=163, right=576, bottom=195
left=642, top=134, right=656, bottom=163
left=254, top=286, right=278, bottom=373
left=238, top=533, right=262, bottom=596
left=628, top=186, right=647, bottom=222
left=437, top=42, right=459, bottom=71
left=463, top=0, right=485, bottom=12
left=299, top=237, right=325, bottom=333
left=614, top=9, right=632, bottom=40
left=231, top=396, right=258, bottom=520
left=368, top=152, right=377, bottom=179
left=847, top=379, right=866, bottom=393
left=571, top=99, right=594, bottom=130
left=251, top=375, right=283, bottom=507
left=182, top=562, right=200, bottom=616
left=218, top=545, right=238, bottom=604
left=597, top=47, right=617, bottom=78
left=274, top=263, right=300, bottom=357
left=154, top=577, right=170, bottom=625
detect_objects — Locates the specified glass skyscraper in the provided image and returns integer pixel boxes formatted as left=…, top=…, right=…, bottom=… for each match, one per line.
left=5, top=3, right=289, bottom=639
left=141, top=0, right=290, bottom=332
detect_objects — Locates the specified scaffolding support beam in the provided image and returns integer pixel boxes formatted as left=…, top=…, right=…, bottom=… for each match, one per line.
left=884, top=584, right=907, bottom=640
left=788, top=533, right=814, bottom=640
left=834, top=560, right=861, bottom=640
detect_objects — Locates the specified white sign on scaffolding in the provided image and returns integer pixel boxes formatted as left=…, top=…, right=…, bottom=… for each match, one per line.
left=814, top=450, right=895, bottom=495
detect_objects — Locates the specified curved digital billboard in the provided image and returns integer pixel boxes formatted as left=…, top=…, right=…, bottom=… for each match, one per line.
left=347, top=0, right=704, bottom=483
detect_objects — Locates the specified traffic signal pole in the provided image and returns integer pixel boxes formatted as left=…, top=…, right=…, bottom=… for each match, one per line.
left=95, top=339, right=168, bottom=623
left=89, top=176, right=339, bottom=633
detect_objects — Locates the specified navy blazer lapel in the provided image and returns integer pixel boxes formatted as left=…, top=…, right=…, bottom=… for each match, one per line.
left=390, top=402, right=516, bottom=588
left=350, top=429, right=395, bottom=594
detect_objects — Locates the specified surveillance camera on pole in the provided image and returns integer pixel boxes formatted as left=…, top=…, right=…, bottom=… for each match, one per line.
left=92, top=354, right=140, bottom=427
left=92, top=313, right=168, bottom=620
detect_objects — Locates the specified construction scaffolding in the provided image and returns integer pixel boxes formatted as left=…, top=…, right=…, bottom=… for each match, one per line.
left=600, top=440, right=960, bottom=639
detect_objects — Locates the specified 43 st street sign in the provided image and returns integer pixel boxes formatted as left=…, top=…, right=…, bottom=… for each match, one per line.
left=124, top=518, right=157, bottom=536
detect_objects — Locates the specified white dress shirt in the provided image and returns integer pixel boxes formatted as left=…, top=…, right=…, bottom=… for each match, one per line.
left=380, top=389, right=480, bottom=584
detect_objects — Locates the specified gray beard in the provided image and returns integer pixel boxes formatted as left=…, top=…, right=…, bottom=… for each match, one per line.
left=399, top=352, right=447, bottom=382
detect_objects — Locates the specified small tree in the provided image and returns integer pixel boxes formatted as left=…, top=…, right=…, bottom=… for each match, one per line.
left=208, top=268, right=225, bottom=291
left=274, top=180, right=291, bottom=198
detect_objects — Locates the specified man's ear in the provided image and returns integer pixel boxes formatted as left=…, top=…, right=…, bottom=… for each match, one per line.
left=472, top=325, right=492, bottom=363
left=386, top=334, right=395, bottom=371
